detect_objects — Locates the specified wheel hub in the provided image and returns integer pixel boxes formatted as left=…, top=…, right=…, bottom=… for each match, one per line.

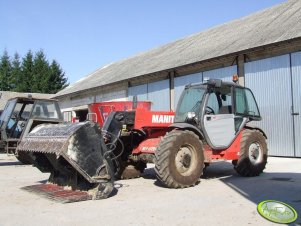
left=248, top=142, right=262, bottom=164
left=175, top=146, right=195, bottom=175
left=182, top=154, right=191, bottom=168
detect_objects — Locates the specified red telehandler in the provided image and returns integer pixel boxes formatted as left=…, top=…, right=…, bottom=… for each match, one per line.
left=17, top=78, right=268, bottom=201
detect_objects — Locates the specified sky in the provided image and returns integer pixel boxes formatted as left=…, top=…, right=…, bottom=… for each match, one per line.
left=0, top=0, right=286, bottom=84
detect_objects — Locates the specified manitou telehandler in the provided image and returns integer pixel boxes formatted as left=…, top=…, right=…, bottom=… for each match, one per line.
left=155, top=78, right=267, bottom=188
left=17, top=78, right=268, bottom=201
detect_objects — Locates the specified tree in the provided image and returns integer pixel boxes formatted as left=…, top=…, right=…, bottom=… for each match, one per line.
left=32, top=50, right=50, bottom=93
left=10, top=53, right=21, bottom=91
left=20, top=50, right=34, bottom=92
left=0, top=50, right=12, bottom=90
left=48, top=60, right=69, bottom=93
left=0, top=49, right=68, bottom=93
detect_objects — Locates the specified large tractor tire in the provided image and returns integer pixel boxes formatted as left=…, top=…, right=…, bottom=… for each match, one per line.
left=155, top=130, right=204, bottom=188
left=235, top=129, right=268, bottom=177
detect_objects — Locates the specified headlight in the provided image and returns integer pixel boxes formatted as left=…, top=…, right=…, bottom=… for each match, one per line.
left=187, top=112, right=196, bottom=119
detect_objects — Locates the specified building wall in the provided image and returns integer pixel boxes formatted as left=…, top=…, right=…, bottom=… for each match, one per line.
left=245, top=51, right=301, bottom=157
left=291, top=51, right=301, bottom=157
left=128, top=79, right=170, bottom=111
left=245, top=54, right=294, bottom=157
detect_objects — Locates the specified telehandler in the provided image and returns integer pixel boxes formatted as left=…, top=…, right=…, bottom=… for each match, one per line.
left=17, top=78, right=267, bottom=201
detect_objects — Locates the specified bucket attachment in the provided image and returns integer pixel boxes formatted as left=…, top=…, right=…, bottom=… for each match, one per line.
left=17, top=121, right=114, bottom=200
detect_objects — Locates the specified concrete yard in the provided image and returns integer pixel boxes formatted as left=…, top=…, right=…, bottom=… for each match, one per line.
left=0, top=153, right=300, bottom=226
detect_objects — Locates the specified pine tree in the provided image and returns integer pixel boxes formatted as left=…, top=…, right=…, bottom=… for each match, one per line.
left=11, top=53, right=21, bottom=91
left=48, top=60, right=69, bottom=93
left=32, top=50, right=50, bottom=93
left=20, top=50, right=34, bottom=92
left=0, top=50, right=12, bottom=90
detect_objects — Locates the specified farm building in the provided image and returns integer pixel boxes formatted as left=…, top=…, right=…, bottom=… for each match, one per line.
left=54, top=0, right=301, bottom=157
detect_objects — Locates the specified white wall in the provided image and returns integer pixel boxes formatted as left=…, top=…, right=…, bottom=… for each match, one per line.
left=128, top=79, right=170, bottom=111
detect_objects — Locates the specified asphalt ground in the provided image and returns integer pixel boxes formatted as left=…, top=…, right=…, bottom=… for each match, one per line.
left=0, top=153, right=300, bottom=226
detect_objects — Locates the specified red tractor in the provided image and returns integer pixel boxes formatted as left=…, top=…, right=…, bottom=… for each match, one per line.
left=17, top=78, right=267, bottom=200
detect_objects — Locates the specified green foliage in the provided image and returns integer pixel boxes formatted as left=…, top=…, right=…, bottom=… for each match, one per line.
left=32, top=50, right=50, bottom=93
left=19, top=50, right=34, bottom=92
left=0, top=50, right=12, bottom=90
left=49, top=60, right=68, bottom=93
left=10, top=53, right=21, bottom=91
left=0, top=50, right=68, bottom=93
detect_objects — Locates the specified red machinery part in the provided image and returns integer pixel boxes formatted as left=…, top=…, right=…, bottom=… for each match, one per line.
left=72, top=117, right=79, bottom=123
left=132, top=137, right=160, bottom=154
left=131, top=110, right=175, bottom=154
left=204, top=130, right=243, bottom=162
left=134, top=108, right=175, bottom=129
left=88, top=101, right=151, bottom=127
left=133, top=128, right=243, bottom=160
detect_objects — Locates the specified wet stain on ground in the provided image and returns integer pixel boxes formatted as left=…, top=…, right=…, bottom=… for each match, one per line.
left=270, top=177, right=293, bottom=182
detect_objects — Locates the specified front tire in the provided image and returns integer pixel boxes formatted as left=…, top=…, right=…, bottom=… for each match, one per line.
left=155, top=130, right=204, bottom=188
left=235, top=129, right=268, bottom=177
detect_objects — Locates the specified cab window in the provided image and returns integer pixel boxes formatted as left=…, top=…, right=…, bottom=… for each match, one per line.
left=206, top=86, right=232, bottom=114
left=32, top=101, right=60, bottom=119
left=235, top=87, right=260, bottom=117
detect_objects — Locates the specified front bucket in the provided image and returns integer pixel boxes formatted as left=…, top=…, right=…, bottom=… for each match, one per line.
left=17, top=121, right=114, bottom=200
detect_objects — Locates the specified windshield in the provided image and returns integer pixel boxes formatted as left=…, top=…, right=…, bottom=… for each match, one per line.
left=0, top=99, right=16, bottom=123
left=2, top=99, right=34, bottom=139
left=32, top=100, right=62, bottom=119
left=175, top=86, right=206, bottom=122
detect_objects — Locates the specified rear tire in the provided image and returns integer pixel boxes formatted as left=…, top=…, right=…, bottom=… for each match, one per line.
left=155, top=130, right=204, bottom=188
left=235, top=129, right=268, bottom=177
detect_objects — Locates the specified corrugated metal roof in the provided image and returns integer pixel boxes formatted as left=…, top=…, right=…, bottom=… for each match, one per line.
left=0, top=91, right=54, bottom=110
left=55, top=0, right=301, bottom=97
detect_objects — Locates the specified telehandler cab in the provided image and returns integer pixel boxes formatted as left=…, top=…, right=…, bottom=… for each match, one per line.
left=155, top=78, right=267, bottom=188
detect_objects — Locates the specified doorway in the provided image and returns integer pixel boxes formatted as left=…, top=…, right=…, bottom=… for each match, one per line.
left=75, top=109, right=88, bottom=122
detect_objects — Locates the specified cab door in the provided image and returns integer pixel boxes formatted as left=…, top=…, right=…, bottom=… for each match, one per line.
left=203, top=86, right=236, bottom=148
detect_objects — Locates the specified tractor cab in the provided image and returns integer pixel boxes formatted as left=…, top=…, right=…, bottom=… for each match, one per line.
left=0, top=97, right=63, bottom=163
left=174, top=79, right=261, bottom=149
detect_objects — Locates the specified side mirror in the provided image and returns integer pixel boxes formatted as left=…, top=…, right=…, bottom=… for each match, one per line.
left=248, top=111, right=261, bottom=121
left=249, top=115, right=262, bottom=121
